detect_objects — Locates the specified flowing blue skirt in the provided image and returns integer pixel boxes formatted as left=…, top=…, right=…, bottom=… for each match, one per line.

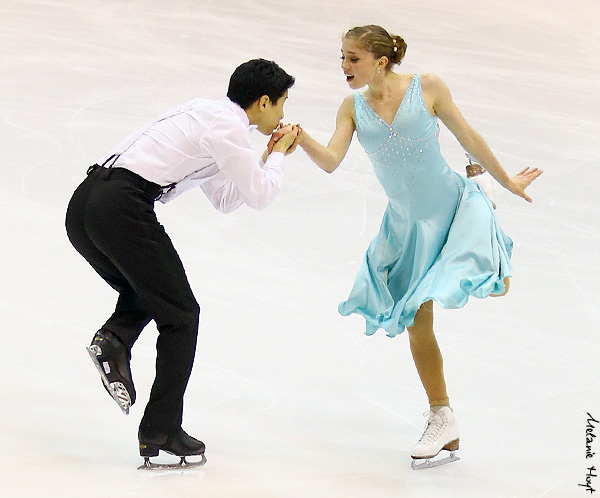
left=338, top=176, right=512, bottom=338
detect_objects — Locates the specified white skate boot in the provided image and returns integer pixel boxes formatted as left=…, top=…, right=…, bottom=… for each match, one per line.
left=411, top=406, right=460, bottom=470
left=466, top=153, right=497, bottom=209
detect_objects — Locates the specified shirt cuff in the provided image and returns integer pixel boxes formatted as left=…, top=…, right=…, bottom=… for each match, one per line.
left=264, top=151, right=285, bottom=169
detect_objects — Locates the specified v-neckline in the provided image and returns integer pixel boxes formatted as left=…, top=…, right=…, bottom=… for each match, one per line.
left=359, top=74, right=416, bottom=127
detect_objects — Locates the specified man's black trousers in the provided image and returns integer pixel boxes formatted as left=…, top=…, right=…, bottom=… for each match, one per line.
left=66, top=166, right=199, bottom=435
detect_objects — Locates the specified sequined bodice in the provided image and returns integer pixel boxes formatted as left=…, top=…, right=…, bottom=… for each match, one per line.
left=354, top=74, right=460, bottom=213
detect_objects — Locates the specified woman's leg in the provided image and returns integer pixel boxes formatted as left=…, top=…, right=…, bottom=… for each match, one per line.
left=408, top=301, right=460, bottom=465
left=407, top=300, right=449, bottom=408
left=490, top=277, right=511, bottom=297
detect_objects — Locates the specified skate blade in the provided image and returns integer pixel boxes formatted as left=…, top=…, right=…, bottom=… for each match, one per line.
left=471, top=177, right=497, bottom=209
left=137, top=454, right=207, bottom=471
left=86, top=346, right=131, bottom=415
left=411, top=450, right=460, bottom=470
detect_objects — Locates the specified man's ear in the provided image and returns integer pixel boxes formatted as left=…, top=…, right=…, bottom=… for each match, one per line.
left=258, top=95, right=270, bottom=110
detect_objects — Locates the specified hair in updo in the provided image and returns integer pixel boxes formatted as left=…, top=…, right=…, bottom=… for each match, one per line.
left=344, top=25, right=407, bottom=70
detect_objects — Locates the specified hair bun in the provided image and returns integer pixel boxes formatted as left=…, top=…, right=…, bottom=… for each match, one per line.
left=390, top=35, right=407, bottom=64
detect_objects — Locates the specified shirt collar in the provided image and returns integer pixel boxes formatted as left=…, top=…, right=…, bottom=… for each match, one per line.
left=224, top=98, right=258, bottom=132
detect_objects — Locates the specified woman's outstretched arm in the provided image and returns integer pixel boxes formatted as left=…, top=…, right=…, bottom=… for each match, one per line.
left=423, top=73, right=542, bottom=202
left=298, top=95, right=356, bottom=173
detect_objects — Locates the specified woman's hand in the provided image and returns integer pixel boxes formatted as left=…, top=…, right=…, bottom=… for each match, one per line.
left=268, top=123, right=303, bottom=155
left=506, top=167, right=543, bottom=202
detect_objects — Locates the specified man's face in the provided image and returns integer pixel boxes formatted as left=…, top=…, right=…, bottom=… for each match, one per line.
left=256, top=91, right=288, bottom=135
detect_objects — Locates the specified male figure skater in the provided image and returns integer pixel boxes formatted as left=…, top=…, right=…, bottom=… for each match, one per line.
left=65, top=59, right=299, bottom=468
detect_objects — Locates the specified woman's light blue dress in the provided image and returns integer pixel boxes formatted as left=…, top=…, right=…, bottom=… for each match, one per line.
left=338, top=74, right=513, bottom=338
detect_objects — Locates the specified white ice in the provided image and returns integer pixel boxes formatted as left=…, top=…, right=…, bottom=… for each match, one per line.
left=1, top=0, right=599, bottom=497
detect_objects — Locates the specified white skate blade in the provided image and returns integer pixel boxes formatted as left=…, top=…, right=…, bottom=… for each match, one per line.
left=86, top=346, right=131, bottom=415
left=138, top=455, right=207, bottom=471
left=465, top=152, right=497, bottom=209
left=470, top=174, right=497, bottom=209
left=411, top=451, right=460, bottom=470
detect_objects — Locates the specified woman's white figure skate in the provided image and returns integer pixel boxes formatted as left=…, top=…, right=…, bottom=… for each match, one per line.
left=466, top=153, right=497, bottom=209
left=411, top=406, right=460, bottom=470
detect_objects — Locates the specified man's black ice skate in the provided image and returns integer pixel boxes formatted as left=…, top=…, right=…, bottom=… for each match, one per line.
left=86, top=329, right=136, bottom=415
left=138, top=428, right=206, bottom=470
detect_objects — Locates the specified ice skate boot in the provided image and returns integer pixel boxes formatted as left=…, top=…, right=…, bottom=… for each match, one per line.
left=466, top=153, right=497, bottom=209
left=138, top=428, right=206, bottom=470
left=411, top=406, right=460, bottom=470
left=86, top=329, right=135, bottom=415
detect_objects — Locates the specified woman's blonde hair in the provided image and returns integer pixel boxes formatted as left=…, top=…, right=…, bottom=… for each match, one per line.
left=344, top=25, right=407, bottom=70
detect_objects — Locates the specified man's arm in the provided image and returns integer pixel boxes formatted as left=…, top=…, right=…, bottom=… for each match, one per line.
left=199, top=171, right=245, bottom=214
left=201, top=118, right=297, bottom=211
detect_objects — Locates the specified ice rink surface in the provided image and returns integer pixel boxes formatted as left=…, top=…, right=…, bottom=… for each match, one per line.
left=1, top=0, right=599, bottom=496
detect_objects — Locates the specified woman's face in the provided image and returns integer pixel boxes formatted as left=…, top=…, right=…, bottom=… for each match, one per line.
left=340, top=38, right=379, bottom=89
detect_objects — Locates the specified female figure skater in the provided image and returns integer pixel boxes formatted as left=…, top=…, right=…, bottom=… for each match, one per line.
left=292, top=25, right=542, bottom=468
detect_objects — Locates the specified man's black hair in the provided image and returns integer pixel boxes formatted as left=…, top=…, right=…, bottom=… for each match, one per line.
left=227, top=59, right=295, bottom=110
